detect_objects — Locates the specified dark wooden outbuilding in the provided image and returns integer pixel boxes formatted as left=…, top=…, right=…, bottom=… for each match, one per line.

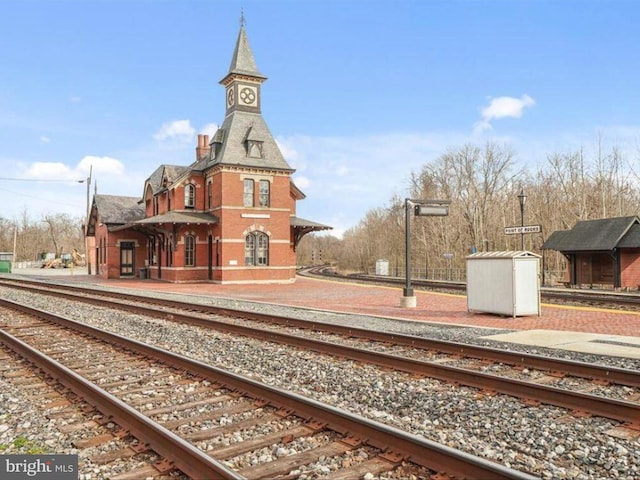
left=542, top=216, right=640, bottom=289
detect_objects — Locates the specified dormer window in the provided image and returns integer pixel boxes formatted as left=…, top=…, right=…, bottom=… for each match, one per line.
left=247, top=140, right=263, bottom=158
left=185, top=184, right=195, bottom=208
left=244, top=127, right=263, bottom=159
left=210, top=129, right=224, bottom=160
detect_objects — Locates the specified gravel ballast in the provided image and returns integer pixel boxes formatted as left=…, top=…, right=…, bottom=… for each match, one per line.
left=0, top=283, right=638, bottom=479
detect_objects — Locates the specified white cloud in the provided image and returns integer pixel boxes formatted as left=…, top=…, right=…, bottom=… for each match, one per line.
left=22, top=155, right=124, bottom=182
left=293, top=175, right=310, bottom=189
left=153, top=120, right=196, bottom=142
left=200, top=123, right=218, bottom=138
left=78, top=155, right=125, bottom=176
left=25, top=162, right=78, bottom=180
left=474, top=94, right=535, bottom=134
left=276, top=138, right=301, bottom=166
left=278, top=131, right=469, bottom=237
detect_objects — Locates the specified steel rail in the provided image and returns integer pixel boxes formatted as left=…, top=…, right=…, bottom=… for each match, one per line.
left=302, top=267, right=640, bottom=306
left=0, top=328, right=241, bottom=480
left=0, top=277, right=636, bottom=389
left=0, top=297, right=537, bottom=480
left=1, top=283, right=638, bottom=424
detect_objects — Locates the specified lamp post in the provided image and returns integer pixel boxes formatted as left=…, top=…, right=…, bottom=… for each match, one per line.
left=402, top=199, right=415, bottom=307
left=517, top=188, right=527, bottom=250
left=401, top=198, right=450, bottom=308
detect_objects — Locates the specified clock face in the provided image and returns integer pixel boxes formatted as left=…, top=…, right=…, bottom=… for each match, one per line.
left=239, top=86, right=257, bottom=105
left=226, top=88, right=235, bottom=108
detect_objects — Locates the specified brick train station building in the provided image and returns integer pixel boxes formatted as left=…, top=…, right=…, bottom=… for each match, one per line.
left=86, top=23, right=330, bottom=283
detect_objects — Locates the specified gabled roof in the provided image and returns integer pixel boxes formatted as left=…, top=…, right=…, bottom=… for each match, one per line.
left=616, top=223, right=640, bottom=248
left=94, top=194, right=144, bottom=224
left=542, top=216, right=640, bottom=252
left=145, top=164, right=190, bottom=195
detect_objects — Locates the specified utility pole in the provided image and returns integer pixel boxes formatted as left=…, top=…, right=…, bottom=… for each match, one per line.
left=85, top=166, right=92, bottom=275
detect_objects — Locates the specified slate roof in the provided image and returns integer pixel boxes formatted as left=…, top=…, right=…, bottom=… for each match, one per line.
left=145, top=164, right=190, bottom=194
left=617, top=223, right=640, bottom=248
left=221, top=24, right=266, bottom=82
left=205, top=112, right=293, bottom=171
left=94, top=194, right=144, bottom=225
left=542, top=216, right=640, bottom=252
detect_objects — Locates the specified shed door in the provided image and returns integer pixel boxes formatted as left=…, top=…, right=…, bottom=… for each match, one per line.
left=120, top=242, right=135, bottom=276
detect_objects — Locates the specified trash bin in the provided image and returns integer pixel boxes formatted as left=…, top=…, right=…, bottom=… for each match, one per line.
left=139, top=268, right=148, bottom=279
left=0, top=252, right=12, bottom=273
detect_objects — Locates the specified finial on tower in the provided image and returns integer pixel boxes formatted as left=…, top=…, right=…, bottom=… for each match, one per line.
left=240, top=8, right=245, bottom=28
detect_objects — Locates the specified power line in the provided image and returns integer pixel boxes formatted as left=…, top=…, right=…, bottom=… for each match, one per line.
left=0, top=177, right=85, bottom=183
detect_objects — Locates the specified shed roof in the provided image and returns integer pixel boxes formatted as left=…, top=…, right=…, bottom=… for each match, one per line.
left=290, top=216, right=331, bottom=230
left=108, top=211, right=219, bottom=233
left=466, top=251, right=541, bottom=260
left=133, top=211, right=219, bottom=225
left=542, top=216, right=640, bottom=252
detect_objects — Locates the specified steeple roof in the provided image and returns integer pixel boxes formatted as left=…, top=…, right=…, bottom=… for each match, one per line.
left=221, top=24, right=266, bottom=83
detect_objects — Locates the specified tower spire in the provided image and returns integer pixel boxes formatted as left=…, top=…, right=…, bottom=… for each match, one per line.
left=221, top=13, right=266, bottom=82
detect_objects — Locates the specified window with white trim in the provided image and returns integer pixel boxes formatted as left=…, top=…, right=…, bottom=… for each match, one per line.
left=259, top=180, right=270, bottom=207
left=243, top=179, right=254, bottom=207
left=185, top=184, right=195, bottom=208
left=245, top=232, right=268, bottom=266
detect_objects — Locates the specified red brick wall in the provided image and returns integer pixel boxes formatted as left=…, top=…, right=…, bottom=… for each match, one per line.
left=95, top=162, right=300, bottom=283
left=620, top=250, right=640, bottom=289
left=94, top=222, right=147, bottom=279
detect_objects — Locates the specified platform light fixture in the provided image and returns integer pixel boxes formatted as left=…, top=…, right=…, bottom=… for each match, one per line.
left=402, top=198, right=451, bottom=308
left=517, top=188, right=527, bottom=250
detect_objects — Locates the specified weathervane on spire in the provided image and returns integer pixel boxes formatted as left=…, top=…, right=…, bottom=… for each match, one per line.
left=240, top=8, right=245, bottom=28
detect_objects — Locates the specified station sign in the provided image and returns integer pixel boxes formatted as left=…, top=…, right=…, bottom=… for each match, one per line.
left=414, top=204, right=449, bottom=216
left=504, top=225, right=542, bottom=235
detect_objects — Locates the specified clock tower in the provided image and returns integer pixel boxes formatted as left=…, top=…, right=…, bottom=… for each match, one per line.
left=220, top=18, right=266, bottom=116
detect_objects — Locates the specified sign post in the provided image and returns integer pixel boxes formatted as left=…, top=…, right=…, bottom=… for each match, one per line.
left=504, top=225, right=542, bottom=236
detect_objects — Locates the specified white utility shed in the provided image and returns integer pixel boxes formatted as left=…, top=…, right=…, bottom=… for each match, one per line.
left=466, top=251, right=541, bottom=317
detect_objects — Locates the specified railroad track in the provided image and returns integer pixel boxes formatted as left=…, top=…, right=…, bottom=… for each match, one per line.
left=0, top=295, right=538, bottom=479
left=299, top=266, right=640, bottom=310
left=1, top=277, right=638, bottom=421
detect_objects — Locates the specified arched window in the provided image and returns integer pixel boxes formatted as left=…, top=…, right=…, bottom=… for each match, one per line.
left=245, top=232, right=268, bottom=266
left=207, top=181, right=213, bottom=210
left=185, top=234, right=195, bottom=266
left=184, top=184, right=195, bottom=208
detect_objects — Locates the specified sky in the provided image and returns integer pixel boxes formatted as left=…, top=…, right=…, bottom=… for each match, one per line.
left=1, top=0, right=640, bottom=237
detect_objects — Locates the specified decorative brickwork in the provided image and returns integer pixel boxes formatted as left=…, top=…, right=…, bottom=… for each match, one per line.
left=86, top=22, right=330, bottom=283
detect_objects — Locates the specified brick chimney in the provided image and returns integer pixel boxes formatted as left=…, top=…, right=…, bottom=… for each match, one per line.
left=195, top=134, right=211, bottom=161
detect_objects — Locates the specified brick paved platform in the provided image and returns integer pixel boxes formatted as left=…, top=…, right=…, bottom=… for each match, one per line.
left=32, top=270, right=640, bottom=338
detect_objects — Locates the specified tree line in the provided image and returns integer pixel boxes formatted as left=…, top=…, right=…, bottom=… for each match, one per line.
left=0, top=211, right=85, bottom=262
left=298, top=139, right=640, bottom=282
